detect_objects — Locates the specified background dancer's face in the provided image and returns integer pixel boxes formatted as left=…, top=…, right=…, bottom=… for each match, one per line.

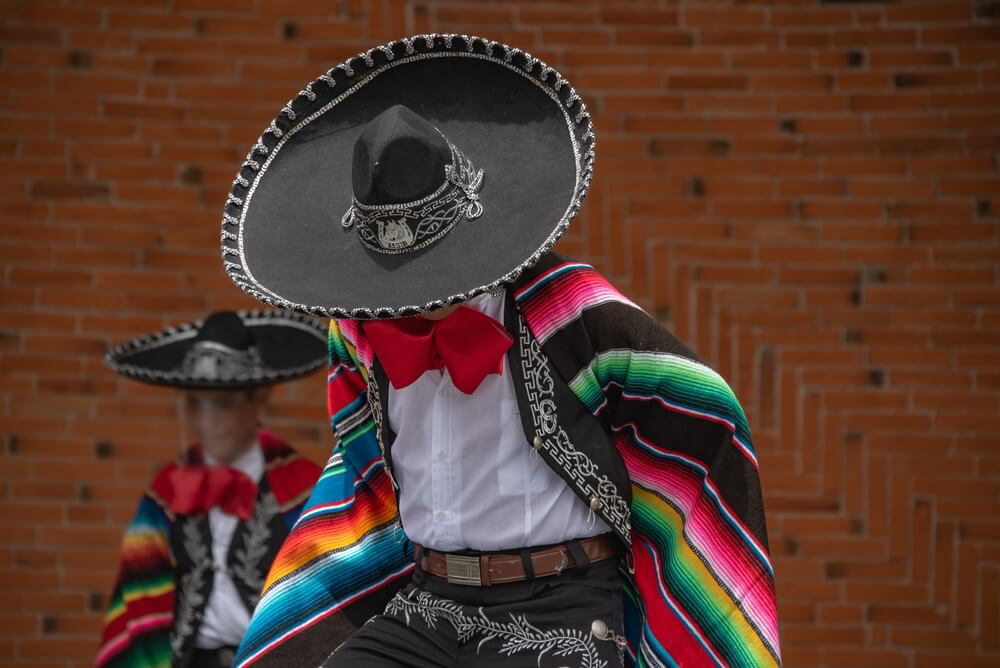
left=183, top=388, right=270, bottom=464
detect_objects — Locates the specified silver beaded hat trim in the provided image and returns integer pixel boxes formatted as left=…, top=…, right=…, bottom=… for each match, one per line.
left=221, top=33, right=597, bottom=320
left=105, top=311, right=327, bottom=388
left=341, top=139, right=484, bottom=255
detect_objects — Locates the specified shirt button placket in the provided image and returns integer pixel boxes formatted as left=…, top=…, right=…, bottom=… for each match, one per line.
left=441, top=386, right=454, bottom=544
left=429, top=384, right=441, bottom=544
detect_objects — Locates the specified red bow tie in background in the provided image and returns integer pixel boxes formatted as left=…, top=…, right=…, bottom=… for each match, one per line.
left=167, top=466, right=258, bottom=519
left=362, top=306, right=514, bottom=394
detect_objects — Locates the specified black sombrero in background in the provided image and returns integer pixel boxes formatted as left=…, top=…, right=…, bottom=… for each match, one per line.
left=105, top=311, right=327, bottom=389
left=220, top=34, right=596, bottom=319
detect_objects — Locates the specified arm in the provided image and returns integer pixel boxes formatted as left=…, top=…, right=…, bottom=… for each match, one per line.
left=517, top=258, right=781, bottom=667
left=97, top=495, right=175, bottom=668
left=596, top=314, right=780, bottom=667
left=233, top=320, right=412, bottom=668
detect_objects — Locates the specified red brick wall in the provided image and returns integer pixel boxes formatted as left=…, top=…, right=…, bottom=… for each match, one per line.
left=2, top=1, right=998, bottom=666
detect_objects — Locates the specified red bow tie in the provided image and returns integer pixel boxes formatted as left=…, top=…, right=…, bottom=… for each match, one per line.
left=167, top=466, right=258, bottom=520
left=362, top=306, right=514, bottom=394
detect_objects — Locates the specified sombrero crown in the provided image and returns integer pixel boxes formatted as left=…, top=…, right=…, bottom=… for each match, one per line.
left=341, top=104, right=485, bottom=255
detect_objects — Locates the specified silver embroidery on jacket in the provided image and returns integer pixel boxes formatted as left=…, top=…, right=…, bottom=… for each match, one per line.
left=385, top=589, right=607, bottom=668
left=518, top=317, right=631, bottom=539
left=170, top=519, right=210, bottom=655
left=365, top=371, right=399, bottom=491
left=230, top=491, right=278, bottom=607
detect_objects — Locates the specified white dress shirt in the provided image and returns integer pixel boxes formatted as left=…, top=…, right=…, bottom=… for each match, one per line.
left=388, top=291, right=610, bottom=552
left=196, top=443, right=264, bottom=649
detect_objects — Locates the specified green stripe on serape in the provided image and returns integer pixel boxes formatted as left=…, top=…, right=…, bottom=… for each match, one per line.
left=329, top=320, right=365, bottom=374
left=104, top=637, right=172, bottom=668
left=320, top=464, right=348, bottom=482
left=328, top=321, right=350, bottom=366
left=570, top=349, right=752, bottom=448
left=119, top=572, right=174, bottom=604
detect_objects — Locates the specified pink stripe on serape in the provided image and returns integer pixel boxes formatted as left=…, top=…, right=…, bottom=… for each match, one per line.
left=96, top=611, right=172, bottom=665
left=336, top=319, right=373, bottom=369
left=621, top=422, right=770, bottom=571
left=619, top=435, right=780, bottom=652
left=516, top=265, right=639, bottom=344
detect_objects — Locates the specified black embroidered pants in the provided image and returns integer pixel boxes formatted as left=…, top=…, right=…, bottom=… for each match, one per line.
left=323, top=558, right=625, bottom=668
left=189, top=646, right=237, bottom=668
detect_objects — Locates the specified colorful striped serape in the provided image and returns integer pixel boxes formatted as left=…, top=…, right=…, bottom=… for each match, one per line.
left=236, top=254, right=781, bottom=668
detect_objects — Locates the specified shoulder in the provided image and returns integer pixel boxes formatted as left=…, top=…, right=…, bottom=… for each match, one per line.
left=511, top=252, right=615, bottom=308
left=513, top=255, right=711, bottom=391
left=512, top=253, right=672, bottom=352
left=259, top=432, right=322, bottom=507
left=260, top=432, right=321, bottom=475
left=330, top=318, right=371, bottom=376
left=512, top=260, right=749, bottom=439
left=146, top=446, right=200, bottom=509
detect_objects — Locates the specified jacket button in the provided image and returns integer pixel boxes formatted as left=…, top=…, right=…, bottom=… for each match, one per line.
left=532, top=435, right=543, bottom=450
left=591, top=619, right=609, bottom=640
left=590, top=496, right=602, bottom=512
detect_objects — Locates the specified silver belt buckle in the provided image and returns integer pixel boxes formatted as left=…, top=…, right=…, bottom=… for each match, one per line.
left=445, top=554, right=482, bottom=586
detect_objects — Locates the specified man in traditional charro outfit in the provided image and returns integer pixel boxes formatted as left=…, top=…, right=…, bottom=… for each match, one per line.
left=222, top=35, right=782, bottom=668
left=97, top=311, right=325, bottom=668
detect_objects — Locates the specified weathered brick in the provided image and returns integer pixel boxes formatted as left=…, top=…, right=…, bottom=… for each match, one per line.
left=151, top=57, right=235, bottom=79
left=869, top=49, right=954, bottom=68
left=613, top=28, right=692, bottom=47
left=707, top=30, right=781, bottom=49
left=667, top=74, right=747, bottom=91
left=104, top=101, right=186, bottom=120
left=107, top=10, right=192, bottom=31
left=685, top=8, right=763, bottom=28
left=834, top=29, right=918, bottom=48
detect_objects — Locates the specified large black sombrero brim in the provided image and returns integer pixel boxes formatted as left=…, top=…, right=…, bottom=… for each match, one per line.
left=221, top=34, right=596, bottom=319
left=105, top=311, right=327, bottom=389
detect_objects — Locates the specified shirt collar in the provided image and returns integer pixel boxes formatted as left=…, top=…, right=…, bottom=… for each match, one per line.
left=464, top=289, right=504, bottom=319
left=204, top=440, right=265, bottom=482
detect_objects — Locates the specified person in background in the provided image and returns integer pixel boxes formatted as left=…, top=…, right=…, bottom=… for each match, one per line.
left=97, top=311, right=326, bottom=668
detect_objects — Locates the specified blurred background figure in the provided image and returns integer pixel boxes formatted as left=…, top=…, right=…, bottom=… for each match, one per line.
left=97, top=311, right=325, bottom=668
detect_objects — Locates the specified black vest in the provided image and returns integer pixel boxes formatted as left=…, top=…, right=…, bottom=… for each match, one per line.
left=168, top=478, right=290, bottom=668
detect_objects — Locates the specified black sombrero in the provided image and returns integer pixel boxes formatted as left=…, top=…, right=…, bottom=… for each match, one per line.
left=220, top=34, right=596, bottom=319
left=105, top=311, right=327, bottom=389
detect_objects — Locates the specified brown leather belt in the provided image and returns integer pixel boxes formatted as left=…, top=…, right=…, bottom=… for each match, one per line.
left=415, top=534, right=618, bottom=587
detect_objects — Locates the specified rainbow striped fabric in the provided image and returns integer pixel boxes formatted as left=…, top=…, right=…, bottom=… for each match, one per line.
left=97, top=496, right=174, bottom=668
left=235, top=255, right=781, bottom=668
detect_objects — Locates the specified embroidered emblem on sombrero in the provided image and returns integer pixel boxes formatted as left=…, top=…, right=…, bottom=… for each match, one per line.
left=179, top=340, right=266, bottom=382
left=342, top=138, right=484, bottom=255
